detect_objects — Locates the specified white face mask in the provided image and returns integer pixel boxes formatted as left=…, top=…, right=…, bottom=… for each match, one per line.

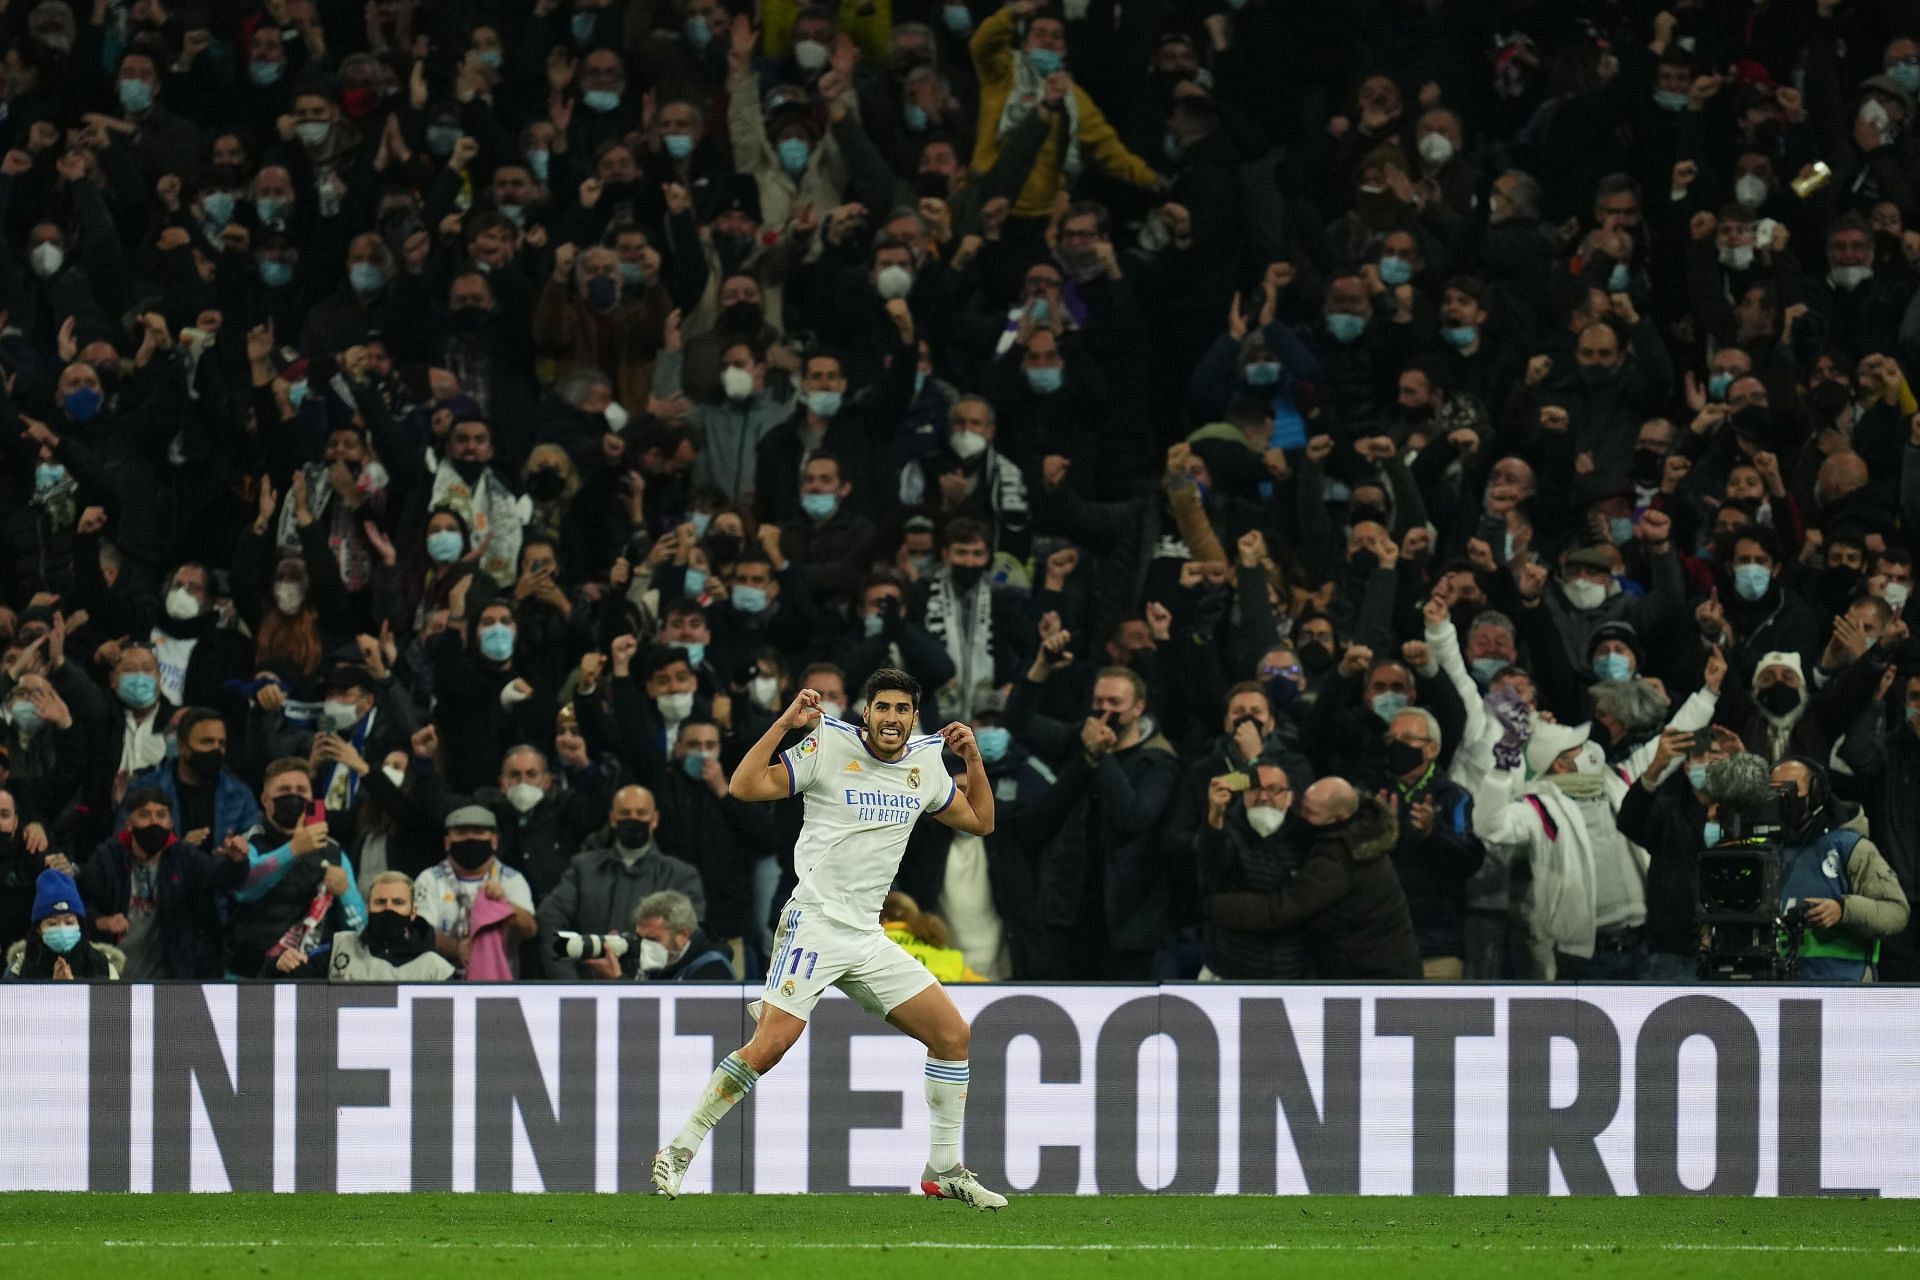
left=1829, top=264, right=1873, bottom=290
left=1734, top=174, right=1768, bottom=210
left=381, top=764, right=407, bottom=789
left=320, top=700, right=360, bottom=733
left=721, top=366, right=755, bottom=400
left=655, top=690, right=695, bottom=721
left=1416, top=132, right=1455, bottom=167
left=793, top=38, right=829, bottom=71
left=750, top=675, right=779, bottom=707
left=1245, top=805, right=1287, bottom=838
left=950, top=430, right=989, bottom=460
left=1719, top=245, right=1754, bottom=272
left=505, top=781, right=544, bottom=813
left=1563, top=578, right=1607, bottom=611
left=274, top=582, right=306, bottom=614
left=29, top=243, right=65, bottom=279
left=876, top=264, right=914, bottom=299
left=1883, top=582, right=1911, bottom=612
left=604, top=400, right=630, bottom=432
left=818, top=699, right=845, bottom=721
left=165, top=585, right=202, bottom=621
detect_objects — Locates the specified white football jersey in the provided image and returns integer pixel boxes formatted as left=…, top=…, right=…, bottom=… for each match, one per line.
left=779, top=714, right=956, bottom=931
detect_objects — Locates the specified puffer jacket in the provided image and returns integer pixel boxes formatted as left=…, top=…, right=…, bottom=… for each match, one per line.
left=1203, top=795, right=1422, bottom=979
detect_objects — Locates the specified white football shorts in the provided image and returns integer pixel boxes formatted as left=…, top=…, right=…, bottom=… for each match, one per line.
left=749, top=902, right=937, bottom=1022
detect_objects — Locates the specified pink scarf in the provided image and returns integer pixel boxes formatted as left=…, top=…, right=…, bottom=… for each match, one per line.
left=464, top=890, right=516, bottom=981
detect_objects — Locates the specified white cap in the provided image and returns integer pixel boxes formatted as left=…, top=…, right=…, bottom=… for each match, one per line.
left=1525, top=718, right=1592, bottom=777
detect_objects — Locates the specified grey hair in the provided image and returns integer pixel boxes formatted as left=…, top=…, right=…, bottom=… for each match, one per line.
left=1588, top=678, right=1670, bottom=735
left=949, top=395, right=997, bottom=429
left=1501, top=170, right=1543, bottom=220
left=1468, top=609, right=1517, bottom=641
left=501, top=743, right=550, bottom=773
left=634, top=890, right=698, bottom=935
left=369, top=870, right=414, bottom=896
left=1389, top=705, right=1443, bottom=748
left=555, top=368, right=612, bottom=408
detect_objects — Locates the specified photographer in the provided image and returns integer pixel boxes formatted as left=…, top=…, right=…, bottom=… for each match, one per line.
left=1766, top=758, right=1909, bottom=982
left=632, top=891, right=734, bottom=981
left=537, top=785, right=705, bottom=978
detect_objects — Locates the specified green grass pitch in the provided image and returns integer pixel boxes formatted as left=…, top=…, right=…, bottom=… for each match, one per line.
left=2, top=1194, right=1916, bottom=1277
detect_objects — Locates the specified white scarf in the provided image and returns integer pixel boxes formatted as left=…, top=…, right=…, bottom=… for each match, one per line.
left=997, top=53, right=1081, bottom=180
left=925, top=571, right=995, bottom=720
left=428, top=455, right=527, bottom=587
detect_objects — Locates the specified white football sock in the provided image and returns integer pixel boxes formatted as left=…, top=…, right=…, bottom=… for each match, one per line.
left=923, top=1057, right=969, bottom=1172
left=672, top=1052, right=759, bottom=1153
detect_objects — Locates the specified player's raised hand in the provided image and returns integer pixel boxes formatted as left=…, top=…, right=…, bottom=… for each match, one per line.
left=781, top=687, right=822, bottom=731
left=939, top=722, right=980, bottom=762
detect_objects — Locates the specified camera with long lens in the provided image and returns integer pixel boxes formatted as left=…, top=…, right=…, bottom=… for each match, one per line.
left=552, top=930, right=669, bottom=974
left=1693, top=756, right=1806, bottom=981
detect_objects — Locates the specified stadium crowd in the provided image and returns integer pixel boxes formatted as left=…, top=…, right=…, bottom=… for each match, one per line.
left=1, top=0, right=1917, bottom=987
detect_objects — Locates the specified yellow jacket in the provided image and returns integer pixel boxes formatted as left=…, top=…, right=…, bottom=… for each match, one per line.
left=759, top=0, right=894, bottom=67
left=968, top=6, right=1158, bottom=218
left=884, top=923, right=986, bottom=982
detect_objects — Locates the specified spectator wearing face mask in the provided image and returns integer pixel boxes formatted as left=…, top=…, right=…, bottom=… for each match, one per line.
left=1192, top=756, right=1309, bottom=980
left=422, top=743, right=608, bottom=901
left=1762, top=756, right=1910, bottom=982
left=774, top=453, right=879, bottom=604
left=327, top=871, right=456, bottom=981
left=415, top=806, right=537, bottom=978
left=227, top=759, right=365, bottom=979
left=1380, top=707, right=1485, bottom=979
left=830, top=574, right=957, bottom=715
left=1845, top=669, right=1920, bottom=981
left=428, top=592, right=557, bottom=794
left=127, top=708, right=260, bottom=850
left=756, top=320, right=919, bottom=528
left=647, top=717, right=766, bottom=956
left=139, top=562, right=255, bottom=713
left=1697, top=526, right=1826, bottom=680
left=631, top=889, right=737, bottom=980
left=1718, top=641, right=1888, bottom=768
left=1616, top=725, right=1741, bottom=982
left=1528, top=533, right=1684, bottom=686
left=5, top=867, right=121, bottom=981
left=78, top=788, right=240, bottom=979
left=538, top=784, right=706, bottom=978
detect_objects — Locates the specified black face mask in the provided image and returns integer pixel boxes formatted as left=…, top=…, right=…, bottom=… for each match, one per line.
left=1348, top=549, right=1379, bottom=578
left=1630, top=447, right=1664, bottom=484
left=704, top=531, right=741, bottom=565
left=1817, top=564, right=1860, bottom=612
left=720, top=301, right=763, bottom=334
left=1386, top=739, right=1429, bottom=778
left=1757, top=682, right=1803, bottom=716
left=949, top=563, right=984, bottom=592
left=269, top=793, right=309, bottom=832
left=1806, top=380, right=1849, bottom=416
left=614, top=818, right=652, bottom=849
left=451, top=458, right=487, bottom=485
left=447, top=837, right=493, bottom=870
left=447, top=307, right=492, bottom=334
left=131, top=824, right=171, bottom=856
left=361, top=909, right=410, bottom=949
left=186, top=747, right=225, bottom=778
left=1298, top=641, right=1336, bottom=675
left=525, top=468, right=566, bottom=501
left=1349, top=505, right=1388, bottom=527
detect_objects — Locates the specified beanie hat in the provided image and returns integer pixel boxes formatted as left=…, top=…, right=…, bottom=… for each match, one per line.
left=31, top=867, right=85, bottom=924
left=1756, top=651, right=1804, bottom=682
left=1525, top=719, right=1591, bottom=778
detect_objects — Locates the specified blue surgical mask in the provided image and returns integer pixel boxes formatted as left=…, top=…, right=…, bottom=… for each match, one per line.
left=571, top=11, right=597, bottom=43
left=500, top=203, right=526, bottom=228
left=680, top=751, right=715, bottom=780
left=664, top=132, right=695, bottom=161
left=681, top=567, right=709, bottom=601
left=802, top=389, right=843, bottom=418
left=1244, top=361, right=1281, bottom=387
left=944, top=4, right=974, bottom=36
left=685, top=15, right=713, bottom=49
left=582, top=89, right=621, bottom=113
left=427, top=530, right=465, bottom=564
left=63, top=387, right=103, bottom=423
left=1608, top=263, right=1631, bottom=292
left=777, top=137, right=811, bottom=175
left=33, top=462, right=66, bottom=491
left=1027, top=48, right=1063, bottom=77
left=1654, top=89, right=1689, bottom=112
left=905, top=104, right=930, bottom=131
left=682, top=641, right=706, bottom=666
left=1592, top=652, right=1633, bottom=682
left=202, top=191, right=237, bottom=226
left=1027, top=298, right=1051, bottom=326
left=1688, top=764, right=1710, bottom=792
left=287, top=380, right=310, bottom=410
left=914, top=370, right=928, bottom=398
left=350, top=262, right=387, bottom=294
left=427, top=126, right=461, bottom=157
left=249, top=59, right=284, bottom=87
left=1470, top=657, right=1506, bottom=685
left=117, top=672, right=158, bottom=710
left=690, top=512, right=712, bottom=537
left=478, top=48, right=503, bottom=70
left=527, top=149, right=551, bottom=183
left=732, top=584, right=769, bottom=614
left=118, top=78, right=155, bottom=113
left=1607, top=516, right=1633, bottom=545
left=864, top=611, right=886, bottom=638
left=254, top=196, right=288, bottom=222
left=42, top=923, right=81, bottom=954
left=10, top=701, right=42, bottom=735
left=1325, top=312, right=1366, bottom=344
left=1703, top=819, right=1723, bottom=846
left=975, top=726, right=1011, bottom=762
left=1891, top=61, right=1920, bottom=96
left=1733, top=563, right=1771, bottom=602
left=620, top=260, right=645, bottom=285
left=1378, top=255, right=1413, bottom=286
left=1369, top=691, right=1409, bottom=722
left=1707, top=371, right=1734, bottom=401
left=1163, top=131, right=1182, bottom=161
left=1442, top=324, right=1478, bottom=349
left=1025, top=365, right=1063, bottom=395
left=478, top=623, right=516, bottom=661
left=800, top=492, right=838, bottom=519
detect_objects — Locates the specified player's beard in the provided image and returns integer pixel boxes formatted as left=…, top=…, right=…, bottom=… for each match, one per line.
left=865, top=718, right=911, bottom=760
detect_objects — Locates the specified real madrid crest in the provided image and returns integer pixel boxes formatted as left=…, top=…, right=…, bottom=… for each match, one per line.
left=907, top=767, right=921, bottom=788
left=781, top=979, right=797, bottom=997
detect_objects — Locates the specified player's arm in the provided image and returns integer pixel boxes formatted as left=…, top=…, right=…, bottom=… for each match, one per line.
left=933, top=724, right=996, bottom=836
left=729, top=688, right=823, bottom=801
